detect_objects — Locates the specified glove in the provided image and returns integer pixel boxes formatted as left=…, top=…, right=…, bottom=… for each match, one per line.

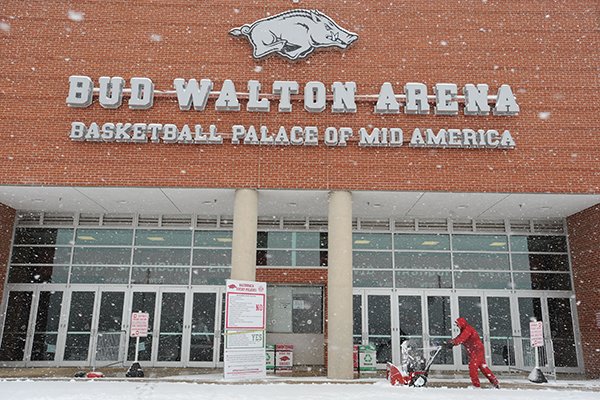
left=443, top=341, right=454, bottom=350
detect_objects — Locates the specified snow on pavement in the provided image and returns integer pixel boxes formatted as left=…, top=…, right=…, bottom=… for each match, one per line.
left=0, top=380, right=598, bottom=400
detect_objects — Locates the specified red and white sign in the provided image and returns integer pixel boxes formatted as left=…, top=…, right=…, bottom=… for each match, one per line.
left=225, top=280, right=267, bottom=330
left=275, top=344, right=294, bottom=371
left=130, top=312, right=149, bottom=338
left=530, top=321, right=544, bottom=347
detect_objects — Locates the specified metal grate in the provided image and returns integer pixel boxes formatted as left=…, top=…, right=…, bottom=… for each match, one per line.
left=196, top=216, right=218, bottom=228
left=533, top=220, right=564, bottom=234
left=219, top=216, right=234, bottom=229
left=418, top=219, right=448, bottom=231
left=452, top=220, right=474, bottom=232
left=282, top=218, right=308, bottom=230
left=510, top=220, right=531, bottom=233
left=359, top=218, right=391, bottom=231
left=78, top=214, right=101, bottom=226
left=258, top=217, right=281, bottom=229
left=394, top=219, right=416, bottom=231
left=308, top=218, right=328, bottom=230
left=42, top=213, right=74, bottom=226
left=102, top=214, right=134, bottom=226
left=475, top=220, right=506, bottom=232
left=138, top=215, right=160, bottom=227
left=161, top=215, right=192, bottom=227
left=16, top=212, right=42, bottom=226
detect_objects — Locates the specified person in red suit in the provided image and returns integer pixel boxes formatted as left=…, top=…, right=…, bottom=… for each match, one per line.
left=448, top=317, right=500, bottom=389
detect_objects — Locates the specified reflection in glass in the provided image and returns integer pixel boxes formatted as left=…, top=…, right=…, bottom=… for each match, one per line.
left=133, top=248, right=190, bottom=265
left=64, top=291, right=95, bottom=361
left=547, top=298, right=578, bottom=367
left=191, top=268, right=231, bottom=285
left=189, top=293, right=216, bottom=362
left=353, top=295, right=362, bottom=341
left=453, top=235, right=508, bottom=251
left=395, top=271, right=452, bottom=288
left=96, top=292, right=124, bottom=361
left=14, top=228, right=73, bottom=245
left=454, top=272, right=511, bottom=289
left=0, top=291, right=33, bottom=361
left=394, top=252, right=451, bottom=269
left=487, top=297, right=515, bottom=366
left=353, top=251, right=393, bottom=269
left=353, top=233, right=392, bottom=250
left=394, top=234, right=450, bottom=250
left=157, top=292, right=185, bottom=361
left=453, top=253, right=509, bottom=270
left=427, top=296, right=452, bottom=364
left=511, top=254, right=569, bottom=272
left=131, top=267, right=189, bottom=285
left=353, top=270, right=393, bottom=288
left=513, top=273, right=571, bottom=290
left=8, top=265, right=69, bottom=284
left=75, top=229, right=133, bottom=246
left=70, top=266, right=130, bottom=284
left=11, top=247, right=72, bottom=265
left=31, top=291, right=63, bottom=361
left=194, top=230, right=233, bottom=247
left=368, top=295, right=391, bottom=363
left=73, top=247, right=131, bottom=265
left=192, top=249, right=231, bottom=266
left=135, top=230, right=192, bottom=247
left=127, top=292, right=156, bottom=362
left=510, top=236, right=567, bottom=253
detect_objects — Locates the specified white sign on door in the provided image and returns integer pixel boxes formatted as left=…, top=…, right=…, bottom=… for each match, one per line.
left=130, top=312, right=149, bottom=338
left=530, top=321, right=544, bottom=347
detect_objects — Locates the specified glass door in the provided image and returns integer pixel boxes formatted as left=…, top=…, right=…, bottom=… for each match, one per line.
left=485, top=295, right=516, bottom=369
left=456, top=295, right=485, bottom=366
left=62, top=289, right=96, bottom=365
left=425, top=293, right=454, bottom=368
left=186, top=289, right=218, bottom=366
left=126, top=291, right=157, bottom=365
left=0, top=289, right=34, bottom=362
left=155, top=288, right=187, bottom=365
left=366, top=291, right=393, bottom=366
left=92, top=289, right=126, bottom=366
left=28, top=288, right=65, bottom=364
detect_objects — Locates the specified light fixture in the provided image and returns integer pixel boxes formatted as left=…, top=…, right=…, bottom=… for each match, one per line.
left=216, top=237, right=233, bottom=243
left=540, top=206, right=552, bottom=210
left=354, top=239, right=371, bottom=245
left=202, top=200, right=214, bottom=205
left=31, top=199, right=44, bottom=203
left=421, top=241, right=440, bottom=246
left=489, top=242, right=506, bottom=247
left=77, top=235, right=96, bottom=241
left=288, top=202, right=297, bottom=207
left=116, top=200, right=128, bottom=204
left=146, top=236, right=165, bottom=241
left=457, top=205, right=468, bottom=209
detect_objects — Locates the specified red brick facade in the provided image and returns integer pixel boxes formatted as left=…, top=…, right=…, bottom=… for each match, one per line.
left=568, top=205, right=600, bottom=378
left=0, top=1, right=598, bottom=192
left=0, top=204, right=15, bottom=304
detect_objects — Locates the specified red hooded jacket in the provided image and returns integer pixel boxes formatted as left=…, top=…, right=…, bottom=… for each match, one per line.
left=452, top=317, right=485, bottom=360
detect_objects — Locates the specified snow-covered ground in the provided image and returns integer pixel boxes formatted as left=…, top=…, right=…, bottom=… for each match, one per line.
left=1, top=378, right=598, bottom=400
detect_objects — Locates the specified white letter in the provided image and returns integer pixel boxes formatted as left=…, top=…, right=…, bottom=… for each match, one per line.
left=494, top=85, right=520, bottom=115
left=215, top=80, right=240, bottom=111
left=464, top=84, right=490, bottom=115
left=374, top=83, right=400, bottom=114
left=404, top=83, right=430, bottom=114
left=129, top=77, right=154, bottom=110
left=173, top=78, right=213, bottom=111
left=331, top=82, right=357, bottom=113
left=434, top=83, right=458, bottom=115
left=69, top=122, right=86, bottom=140
left=66, top=76, right=93, bottom=107
left=247, top=80, right=270, bottom=112
left=304, top=82, right=326, bottom=113
left=98, top=76, right=124, bottom=109
left=273, top=81, right=299, bottom=112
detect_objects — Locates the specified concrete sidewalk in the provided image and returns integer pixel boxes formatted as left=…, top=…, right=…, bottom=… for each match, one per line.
left=0, top=367, right=598, bottom=391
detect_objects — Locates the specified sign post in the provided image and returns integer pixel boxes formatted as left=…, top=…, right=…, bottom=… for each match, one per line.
left=528, top=320, right=547, bottom=383
left=127, top=311, right=149, bottom=378
left=223, top=279, right=267, bottom=380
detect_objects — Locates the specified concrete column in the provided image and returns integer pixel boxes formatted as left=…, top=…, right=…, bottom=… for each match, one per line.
left=327, top=190, right=354, bottom=379
left=230, top=189, right=258, bottom=281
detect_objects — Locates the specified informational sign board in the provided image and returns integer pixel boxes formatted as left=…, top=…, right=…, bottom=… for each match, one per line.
left=530, top=321, right=544, bottom=347
left=353, top=344, right=377, bottom=372
left=225, top=280, right=266, bottom=330
left=130, top=312, right=149, bottom=338
left=224, top=279, right=267, bottom=380
left=275, top=344, right=294, bottom=373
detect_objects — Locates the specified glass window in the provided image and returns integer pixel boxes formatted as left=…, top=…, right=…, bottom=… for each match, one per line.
left=295, top=232, right=326, bottom=249
left=135, top=230, right=192, bottom=247
left=510, top=235, right=567, bottom=253
left=14, top=228, right=73, bottom=245
left=513, top=273, right=572, bottom=291
left=133, top=248, right=190, bottom=265
left=8, top=265, right=69, bottom=284
left=511, top=254, right=569, bottom=272
left=192, top=249, right=231, bottom=266
left=131, top=267, right=189, bottom=285
left=11, top=247, right=72, bottom=265
left=395, top=271, right=452, bottom=288
left=453, top=253, right=510, bottom=270
left=0, top=291, right=33, bottom=361
left=453, top=235, right=508, bottom=251
left=353, top=233, right=392, bottom=250
left=394, top=252, right=451, bottom=269
left=73, top=247, right=131, bottom=265
left=194, top=231, right=232, bottom=247
left=454, top=272, right=512, bottom=289
left=75, top=229, right=133, bottom=246
left=191, top=268, right=231, bottom=285
left=394, top=234, right=449, bottom=251
left=353, top=270, right=393, bottom=287
left=70, top=266, right=130, bottom=284
left=257, top=232, right=291, bottom=248
left=353, top=251, right=393, bottom=269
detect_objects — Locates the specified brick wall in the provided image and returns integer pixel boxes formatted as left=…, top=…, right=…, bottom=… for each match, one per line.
left=0, top=204, right=16, bottom=303
left=0, top=1, right=598, bottom=193
left=567, top=204, right=600, bottom=378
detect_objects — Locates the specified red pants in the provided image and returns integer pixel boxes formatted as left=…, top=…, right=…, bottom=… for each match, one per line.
left=469, top=357, right=498, bottom=388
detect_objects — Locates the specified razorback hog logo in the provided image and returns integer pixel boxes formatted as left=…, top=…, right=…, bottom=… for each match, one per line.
left=229, top=9, right=358, bottom=61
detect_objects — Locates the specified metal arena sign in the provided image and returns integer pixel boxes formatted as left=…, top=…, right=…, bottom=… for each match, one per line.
left=67, top=76, right=519, bottom=149
left=229, top=9, right=358, bottom=60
